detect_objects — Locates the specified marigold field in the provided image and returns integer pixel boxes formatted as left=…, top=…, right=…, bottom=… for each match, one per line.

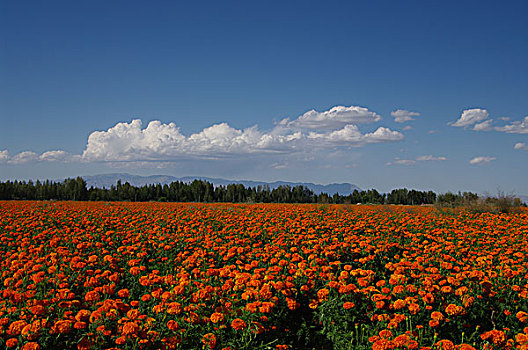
left=1, top=202, right=528, bottom=350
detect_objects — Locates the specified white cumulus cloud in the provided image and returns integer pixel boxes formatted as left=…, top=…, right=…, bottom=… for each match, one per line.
left=39, top=150, right=75, bottom=162
left=0, top=150, right=9, bottom=163
left=386, top=159, right=416, bottom=166
left=306, top=125, right=403, bottom=145
left=416, top=155, right=447, bottom=161
left=391, top=109, right=420, bottom=123
left=9, top=151, right=39, bottom=164
left=469, top=156, right=496, bottom=165
left=82, top=120, right=285, bottom=161
left=82, top=119, right=187, bottom=161
left=1, top=149, right=77, bottom=164
left=387, top=154, right=447, bottom=166
left=495, top=116, right=528, bottom=134
left=473, top=119, right=493, bottom=131
left=79, top=105, right=404, bottom=162
left=307, top=124, right=364, bottom=143
left=363, top=127, right=404, bottom=143
left=82, top=119, right=404, bottom=162
left=452, top=108, right=489, bottom=128
left=282, top=105, right=381, bottom=129
left=514, top=142, right=527, bottom=150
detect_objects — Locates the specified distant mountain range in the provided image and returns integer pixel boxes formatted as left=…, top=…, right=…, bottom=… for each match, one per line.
left=81, top=173, right=362, bottom=195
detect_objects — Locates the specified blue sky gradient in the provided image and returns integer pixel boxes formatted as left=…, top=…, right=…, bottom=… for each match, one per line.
left=1, top=0, right=527, bottom=194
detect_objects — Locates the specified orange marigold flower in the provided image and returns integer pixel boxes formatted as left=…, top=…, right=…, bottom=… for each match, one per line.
left=378, top=329, right=393, bottom=339
left=441, top=286, right=453, bottom=294
left=122, top=321, right=139, bottom=336
left=457, top=344, right=477, bottom=350
left=431, top=311, right=445, bottom=321
left=151, top=288, right=163, bottom=299
left=201, top=333, right=217, bottom=349
left=317, top=288, right=329, bottom=301
left=462, top=295, right=474, bottom=308
left=74, top=321, right=87, bottom=329
left=29, top=305, right=45, bottom=316
left=517, top=311, right=528, bottom=323
left=173, top=284, right=186, bottom=295
left=109, top=273, right=119, bottom=283
left=118, top=289, right=130, bottom=298
left=89, top=310, right=102, bottom=323
left=188, top=311, right=200, bottom=324
left=210, top=312, right=225, bottom=323
left=392, top=285, right=405, bottom=294
left=357, top=277, right=369, bottom=287
left=372, top=294, right=386, bottom=302
left=373, top=339, right=390, bottom=350
left=455, top=286, right=468, bottom=296
left=6, top=338, right=18, bottom=348
left=407, top=340, right=419, bottom=349
left=429, top=319, right=440, bottom=328
left=389, top=274, right=406, bottom=285
left=327, top=281, right=339, bottom=289
left=393, top=334, right=411, bottom=347
left=369, top=335, right=380, bottom=343
left=21, top=342, right=41, bottom=350
left=21, top=323, right=40, bottom=341
left=53, top=320, right=72, bottom=334
left=445, top=304, right=464, bottom=316
left=8, top=320, right=28, bottom=335
left=435, top=339, right=455, bottom=350
left=393, top=299, right=406, bottom=310
left=422, top=293, right=434, bottom=304
left=343, top=302, right=355, bottom=309
left=161, top=291, right=172, bottom=301
left=309, top=299, right=318, bottom=309
left=231, top=318, right=247, bottom=330
left=515, top=333, right=528, bottom=345
left=75, top=309, right=91, bottom=322
left=167, top=320, right=179, bottom=331
left=127, top=309, right=140, bottom=320
left=167, top=302, right=182, bottom=315
left=408, top=303, right=420, bottom=315
left=286, top=297, right=300, bottom=310
left=339, top=271, right=349, bottom=280
left=84, top=290, right=101, bottom=303
left=481, top=329, right=507, bottom=346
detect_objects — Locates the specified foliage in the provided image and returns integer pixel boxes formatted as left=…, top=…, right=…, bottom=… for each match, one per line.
left=436, top=190, right=526, bottom=213
left=0, top=179, right=440, bottom=205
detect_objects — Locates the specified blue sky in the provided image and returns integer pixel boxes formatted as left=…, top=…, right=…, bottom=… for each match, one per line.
left=1, top=0, right=527, bottom=194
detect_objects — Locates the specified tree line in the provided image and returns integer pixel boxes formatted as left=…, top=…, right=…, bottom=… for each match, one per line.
left=0, top=177, right=486, bottom=205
